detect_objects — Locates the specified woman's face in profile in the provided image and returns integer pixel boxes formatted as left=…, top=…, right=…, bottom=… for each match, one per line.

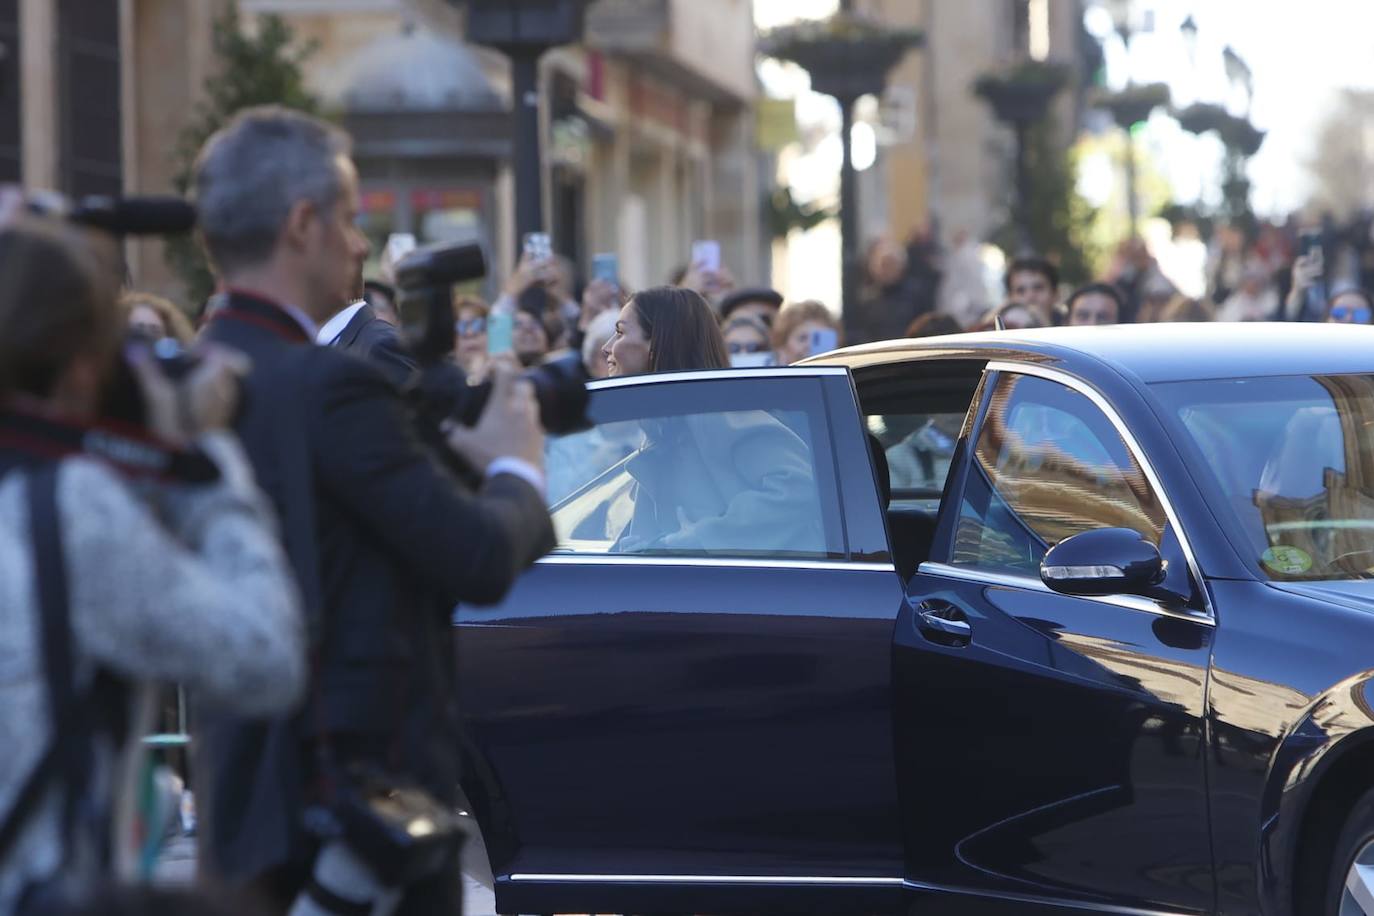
left=604, top=301, right=652, bottom=377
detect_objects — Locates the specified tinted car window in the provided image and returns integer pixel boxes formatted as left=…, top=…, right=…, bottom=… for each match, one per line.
left=547, top=378, right=845, bottom=560
left=952, top=373, right=1167, bottom=574
left=867, top=412, right=963, bottom=511
left=1154, top=374, right=1374, bottom=581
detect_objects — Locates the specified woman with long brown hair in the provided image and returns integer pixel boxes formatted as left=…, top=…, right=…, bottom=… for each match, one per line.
left=602, top=286, right=729, bottom=377
left=599, top=287, right=821, bottom=554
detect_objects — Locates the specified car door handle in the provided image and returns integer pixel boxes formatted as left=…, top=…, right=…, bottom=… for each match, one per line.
left=915, top=601, right=972, bottom=646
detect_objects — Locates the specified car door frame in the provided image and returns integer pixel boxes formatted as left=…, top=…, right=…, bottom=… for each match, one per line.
left=930, top=360, right=1215, bottom=617
left=896, top=357, right=1220, bottom=913
left=456, top=366, right=913, bottom=916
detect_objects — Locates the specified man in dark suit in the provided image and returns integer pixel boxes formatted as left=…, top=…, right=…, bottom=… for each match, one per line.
left=190, top=106, right=554, bottom=915
left=317, top=296, right=417, bottom=389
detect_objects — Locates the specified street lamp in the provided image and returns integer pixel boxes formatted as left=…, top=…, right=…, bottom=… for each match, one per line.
left=1100, top=0, right=1149, bottom=235
left=1179, top=14, right=1198, bottom=67
left=462, top=0, right=593, bottom=251
left=760, top=11, right=921, bottom=334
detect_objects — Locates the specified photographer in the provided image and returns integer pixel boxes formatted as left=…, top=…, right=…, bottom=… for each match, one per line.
left=0, top=217, right=306, bottom=911
left=190, top=106, right=554, bottom=915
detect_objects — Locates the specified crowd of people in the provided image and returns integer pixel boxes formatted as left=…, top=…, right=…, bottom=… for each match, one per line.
left=6, top=90, right=1374, bottom=916
left=252, top=218, right=1374, bottom=404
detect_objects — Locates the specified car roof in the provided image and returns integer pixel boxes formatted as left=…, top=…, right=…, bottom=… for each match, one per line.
left=807, top=322, right=1374, bottom=383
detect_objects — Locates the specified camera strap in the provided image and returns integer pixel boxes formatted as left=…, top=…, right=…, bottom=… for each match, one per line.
left=0, top=463, right=123, bottom=876
left=209, top=291, right=313, bottom=345
left=0, top=401, right=219, bottom=484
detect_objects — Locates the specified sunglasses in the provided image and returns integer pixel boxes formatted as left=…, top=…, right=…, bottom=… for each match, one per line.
left=728, top=341, right=769, bottom=355
left=1331, top=306, right=1372, bottom=323
left=455, top=318, right=487, bottom=336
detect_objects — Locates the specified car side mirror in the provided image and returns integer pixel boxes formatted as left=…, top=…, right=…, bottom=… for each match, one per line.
left=1041, top=528, right=1184, bottom=605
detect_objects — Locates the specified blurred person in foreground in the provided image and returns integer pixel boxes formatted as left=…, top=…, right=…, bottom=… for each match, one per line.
left=1004, top=257, right=1059, bottom=325
left=190, top=106, right=554, bottom=915
left=772, top=300, right=843, bottom=366
left=0, top=217, right=305, bottom=912
left=122, top=291, right=196, bottom=345
left=1065, top=283, right=1125, bottom=326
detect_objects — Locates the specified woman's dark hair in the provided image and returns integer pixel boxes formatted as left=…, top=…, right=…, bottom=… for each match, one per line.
left=1004, top=256, right=1060, bottom=292
left=1066, top=282, right=1128, bottom=321
left=0, top=218, right=122, bottom=399
left=631, top=286, right=729, bottom=373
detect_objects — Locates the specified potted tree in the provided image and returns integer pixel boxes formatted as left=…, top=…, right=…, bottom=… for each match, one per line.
left=1095, top=82, right=1171, bottom=129
left=973, top=59, right=1071, bottom=126
left=759, top=11, right=923, bottom=100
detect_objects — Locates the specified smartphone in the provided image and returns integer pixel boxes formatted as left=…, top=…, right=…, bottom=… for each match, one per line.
left=691, top=239, right=721, bottom=273
left=1299, top=230, right=1322, bottom=260
left=808, top=327, right=838, bottom=356
left=487, top=311, right=514, bottom=355
left=523, top=232, right=552, bottom=262
left=592, top=252, right=619, bottom=285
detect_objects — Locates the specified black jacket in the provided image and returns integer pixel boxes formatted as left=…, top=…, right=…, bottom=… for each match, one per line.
left=192, top=292, right=554, bottom=883
left=326, top=302, right=417, bottom=390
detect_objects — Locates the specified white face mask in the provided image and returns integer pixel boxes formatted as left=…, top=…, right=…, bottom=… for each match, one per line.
left=730, top=351, right=774, bottom=369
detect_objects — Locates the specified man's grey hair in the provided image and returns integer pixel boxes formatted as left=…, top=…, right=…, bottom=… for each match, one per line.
left=193, top=105, right=352, bottom=274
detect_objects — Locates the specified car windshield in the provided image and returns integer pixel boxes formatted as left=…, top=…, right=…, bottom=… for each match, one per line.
left=1153, top=374, right=1374, bottom=582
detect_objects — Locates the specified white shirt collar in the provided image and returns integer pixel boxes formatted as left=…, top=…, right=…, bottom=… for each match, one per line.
left=316, top=301, right=367, bottom=346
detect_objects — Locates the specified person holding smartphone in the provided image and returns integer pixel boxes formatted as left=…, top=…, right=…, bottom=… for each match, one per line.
left=771, top=300, right=843, bottom=366
left=1284, top=232, right=1328, bottom=321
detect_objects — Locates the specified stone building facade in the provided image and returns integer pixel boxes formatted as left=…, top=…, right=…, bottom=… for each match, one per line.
left=5, top=0, right=762, bottom=302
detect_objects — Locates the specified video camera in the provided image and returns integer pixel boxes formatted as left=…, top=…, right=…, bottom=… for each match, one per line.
left=16, top=190, right=211, bottom=427
left=394, top=241, right=591, bottom=435
left=25, top=190, right=199, bottom=236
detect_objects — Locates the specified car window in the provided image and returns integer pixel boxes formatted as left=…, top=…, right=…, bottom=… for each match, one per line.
left=1153, top=374, right=1374, bottom=581
left=952, top=373, right=1167, bottom=575
left=867, top=412, right=963, bottom=511
left=547, top=378, right=845, bottom=560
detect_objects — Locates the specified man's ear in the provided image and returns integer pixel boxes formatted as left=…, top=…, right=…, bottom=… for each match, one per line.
left=281, top=198, right=317, bottom=252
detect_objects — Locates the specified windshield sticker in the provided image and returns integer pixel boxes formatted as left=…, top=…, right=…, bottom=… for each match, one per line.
left=1262, top=546, right=1313, bottom=575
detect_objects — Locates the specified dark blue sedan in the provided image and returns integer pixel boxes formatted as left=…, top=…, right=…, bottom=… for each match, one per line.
left=455, top=323, right=1374, bottom=916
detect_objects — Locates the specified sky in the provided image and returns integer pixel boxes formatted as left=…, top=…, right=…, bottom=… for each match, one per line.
left=754, top=0, right=1374, bottom=218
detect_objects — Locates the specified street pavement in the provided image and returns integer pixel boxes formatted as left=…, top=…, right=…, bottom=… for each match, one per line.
left=154, top=814, right=502, bottom=915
